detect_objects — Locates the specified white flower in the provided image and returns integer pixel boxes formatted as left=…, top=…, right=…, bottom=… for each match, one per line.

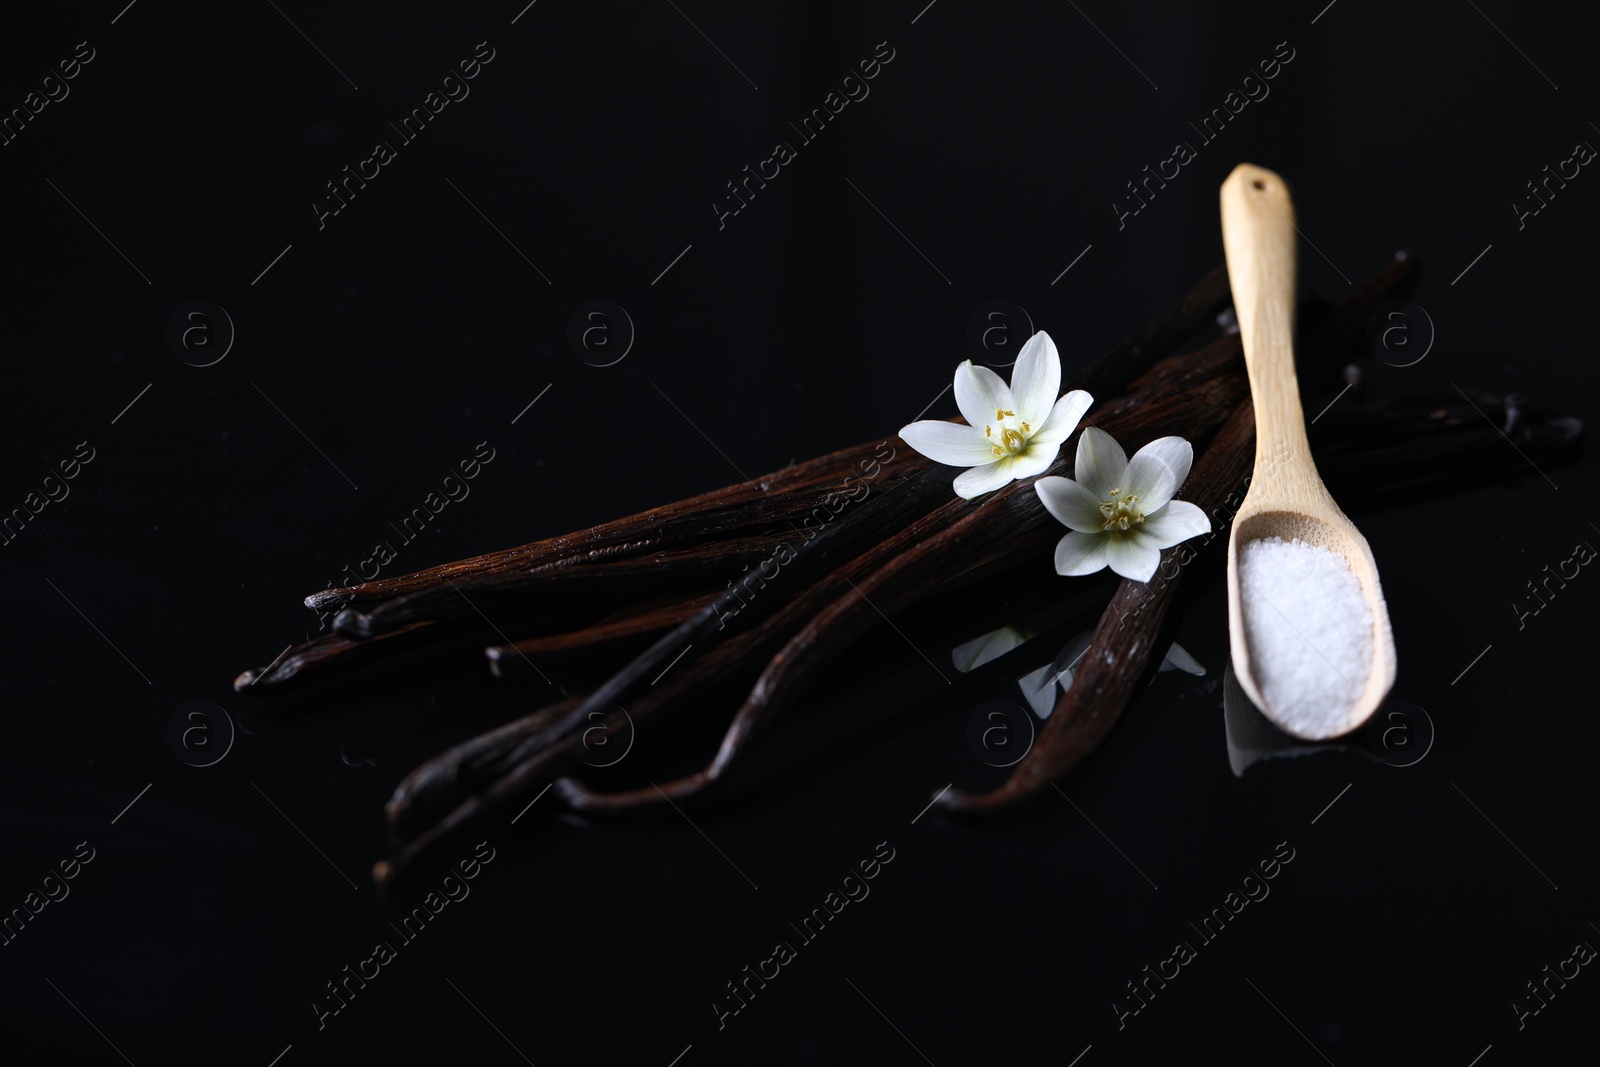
left=1034, top=427, right=1210, bottom=583
left=899, top=331, right=1093, bottom=499
left=1019, top=630, right=1206, bottom=719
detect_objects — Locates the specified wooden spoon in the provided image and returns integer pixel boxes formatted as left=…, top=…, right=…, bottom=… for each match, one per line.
left=1219, top=162, right=1397, bottom=740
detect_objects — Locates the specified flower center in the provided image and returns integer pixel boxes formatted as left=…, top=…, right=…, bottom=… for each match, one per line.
left=1099, top=487, right=1144, bottom=531
left=984, top=409, right=1032, bottom=458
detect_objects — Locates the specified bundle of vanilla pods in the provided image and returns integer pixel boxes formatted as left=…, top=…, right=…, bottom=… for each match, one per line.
left=238, top=254, right=1582, bottom=886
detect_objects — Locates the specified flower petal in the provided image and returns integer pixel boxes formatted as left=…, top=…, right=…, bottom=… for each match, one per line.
left=1104, top=532, right=1162, bottom=583
left=1054, top=530, right=1110, bottom=576
left=1006, top=444, right=1058, bottom=481
left=1123, top=436, right=1193, bottom=511
left=1028, top=390, right=1094, bottom=448
left=1159, top=641, right=1206, bottom=676
left=1009, top=331, right=1061, bottom=427
left=1035, top=476, right=1105, bottom=532
left=1017, top=664, right=1058, bottom=719
left=953, top=361, right=1014, bottom=434
left=1139, top=499, right=1209, bottom=548
left=952, top=457, right=1017, bottom=498
left=952, top=625, right=1028, bottom=673
left=1119, top=455, right=1176, bottom=511
left=899, top=420, right=995, bottom=466
left=1072, top=426, right=1127, bottom=499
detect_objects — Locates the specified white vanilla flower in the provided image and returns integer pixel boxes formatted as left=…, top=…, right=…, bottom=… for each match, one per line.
left=899, top=331, right=1093, bottom=499
left=1020, top=629, right=1206, bottom=719
left=1034, top=427, right=1210, bottom=583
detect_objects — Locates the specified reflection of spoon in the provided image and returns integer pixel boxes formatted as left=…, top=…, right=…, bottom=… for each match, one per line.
left=1219, top=163, right=1397, bottom=739
left=1222, top=661, right=1359, bottom=776
left=1222, top=661, right=1433, bottom=776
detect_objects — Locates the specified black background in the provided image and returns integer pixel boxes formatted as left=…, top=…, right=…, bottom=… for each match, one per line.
left=3, top=1, right=1597, bottom=1064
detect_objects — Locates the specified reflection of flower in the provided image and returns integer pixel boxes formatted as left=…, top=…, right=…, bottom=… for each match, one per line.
left=899, top=332, right=1093, bottom=500
left=1035, top=427, right=1209, bottom=583
left=1020, top=630, right=1205, bottom=718
left=951, top=625, right=1032, bottom=673
left=953, top=624, right=1203, bottom=719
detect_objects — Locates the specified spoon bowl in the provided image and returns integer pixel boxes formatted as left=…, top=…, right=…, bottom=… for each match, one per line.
left=1219, top=163, right=1397, bottom=740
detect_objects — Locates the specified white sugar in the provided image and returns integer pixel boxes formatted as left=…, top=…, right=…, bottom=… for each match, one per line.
left=1237, top=536, right=1373, bottom=737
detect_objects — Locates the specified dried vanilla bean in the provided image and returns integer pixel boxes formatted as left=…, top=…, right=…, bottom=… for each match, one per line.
left=244, top=264, right=1243, bottom=690
left=231, top=249, right=1587, bottom=891
left=940, top=398, right=1256, bottom=813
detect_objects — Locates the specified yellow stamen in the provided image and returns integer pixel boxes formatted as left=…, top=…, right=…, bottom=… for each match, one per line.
left=1097, top=487, right=1145, bottom=532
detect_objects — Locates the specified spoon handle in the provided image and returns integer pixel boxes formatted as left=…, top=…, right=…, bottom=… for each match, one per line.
left=1220, top=163, right=1312, bottom=489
